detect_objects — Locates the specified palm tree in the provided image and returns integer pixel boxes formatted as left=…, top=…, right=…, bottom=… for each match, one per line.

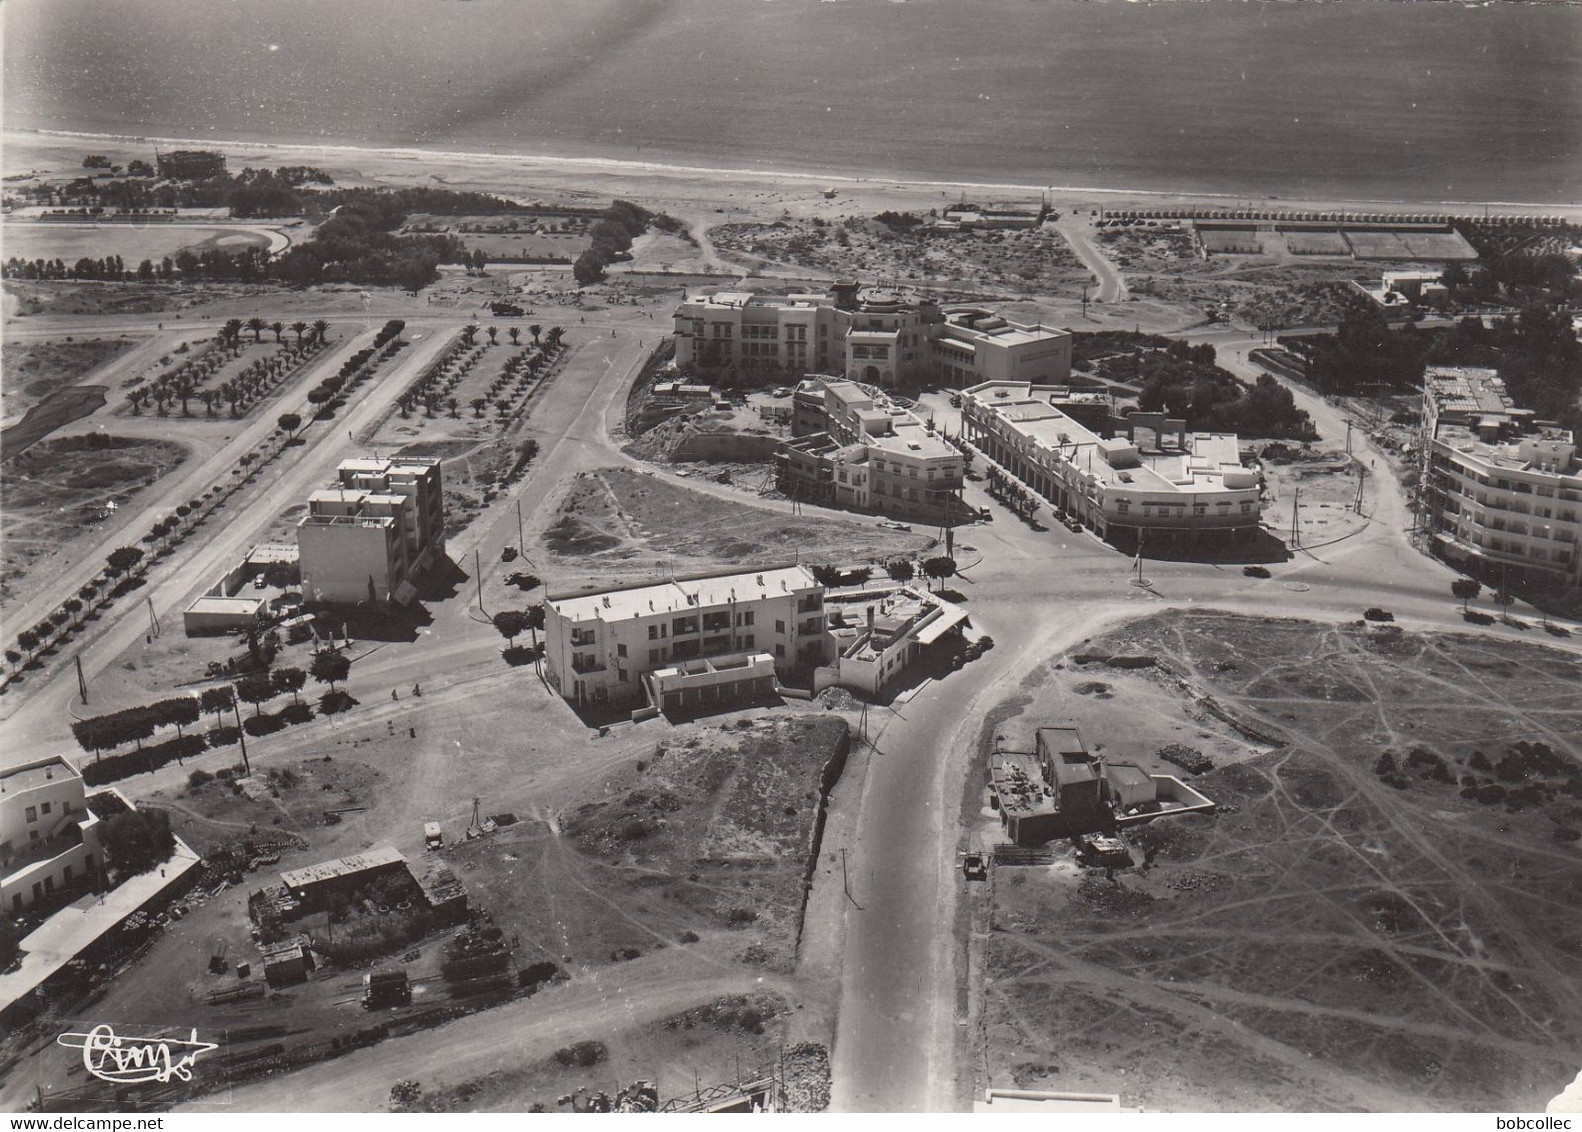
left=127, top=392, right=143, bottom=415
left=486, top=325, right=498, bottom=346
left=221, top=318, right=244, bottom=347
left=508, top=326, right=520, bottom=346
left=461, top=324, right=478, bottom=347
left=291, top=320, right=308, bottom=345
left=311, top=319, right=329, bottom=345
left=546, top=326, right=564, bottom=349
left=471, top=396, right=487, bottom=418
left=246, top=316, right=266, bottom=343
left=446, top=396, right=460, bottom=418
left=270, top=320, right=284, bottom=343
left=528, top=324, right=542, bottom=346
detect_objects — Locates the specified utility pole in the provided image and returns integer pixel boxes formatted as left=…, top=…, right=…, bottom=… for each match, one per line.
left=515, top=498, right=525, bottom=553
left=475, top=548, right=485, bottom=613
left=146, top=596, right=159, bottom=638
left=1345, top=419, right=1352, bottom=455
left=231, top=692, right=251, bottom=777
left=1289, top=486, right=1301, bottom=547
left=76, top=655, right=88, bottom=705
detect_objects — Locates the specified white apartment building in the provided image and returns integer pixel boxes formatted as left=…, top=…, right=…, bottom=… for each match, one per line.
left=961, top=381, right=1262, bottom=551
left=1421, top=367, right=1582, bottom=591
left=298, top=457, right=446, bottom=606
left=780, top=379, right=966, bottom=523
left=672, top=282, right=1071, bottom=390
left=544, top=565, right=829, bottom=711
left=2, top=757, right=103, bottom=912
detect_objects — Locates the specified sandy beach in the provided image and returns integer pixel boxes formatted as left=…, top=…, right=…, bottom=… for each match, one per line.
left=8, top=128, right=1580, bottom=236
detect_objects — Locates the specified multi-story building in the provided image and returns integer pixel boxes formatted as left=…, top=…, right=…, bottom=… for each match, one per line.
left=2, top=757, right=103, bottom=912
left=960, top=381, right=1262, bottom=551
left=544, top=565, right=830, bottom=711
left=298, top=457, right=446, bottom=606
left=779, top=379, right=966, bottom=523
left=155, top=149, right=227, bottom=181
left=1420, top=366, right=1582, bottom=591
left=672, top=282, right=1070, bottom=390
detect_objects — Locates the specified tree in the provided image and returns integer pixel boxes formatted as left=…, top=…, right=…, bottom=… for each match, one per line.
left=810, top=564, right=842, bottom=588
left=1451, top=578, right=1482, bottom=613
left=529, top=324, right=542, bottom=346
left=311, top=319, right=330, bottom=344
left=508, top=326, right=520, bottom=346
left=200, top=685, right=235, bottom=726
left=221, top=318, right=244, bottom=348
left=291, top=320, right=308, bottom=344
left=272, top=665, right=307, bottom=705
left=573, top=248, right=605, bottom=285
left=270, top=320, right=284, bottom=343
left=492, top=609, right=530, bottom=647
left=246, top=316, right=266, bottom=343
left=390, top=1081, right=423, bottom=1111
left=1494, top=586, right=1515, bottom=622
left=105, top=545, right=144, bottom=577
left=545, top=326, right=564, bottom=350
left=100, top=810, right=175, bottom=877
left=277, top=411, right=302, bottom=439
left=921, top=555, right=957, bottom=590
left=311, top=648, right=351, bottom=692
left=236, top=672, right=275, bottom=717
left=16, top=630, right=38, bottom=661
left=127, top=159, right=154, bottom=178
left=885, top=559, right=915, bottom=584
left=471, top=396, right=487, bottom=418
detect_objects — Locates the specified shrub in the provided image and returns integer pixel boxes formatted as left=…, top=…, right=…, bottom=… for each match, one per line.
left=279, top=701, right=314, bottom=725
left=243, top=712, right=287, bottom=737
left=553, top=1041, right=608, bottom=1068
left=188, top=769, right=215, bottom=789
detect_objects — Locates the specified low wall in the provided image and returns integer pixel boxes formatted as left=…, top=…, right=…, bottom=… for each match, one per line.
left=672, top=431, right=780, bottom=463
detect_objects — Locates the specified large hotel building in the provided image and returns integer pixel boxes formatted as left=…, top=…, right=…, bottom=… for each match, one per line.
left=672, top=281, right=1072, bottom=389
left=959, top=382, right=1263, bottom=551
left=1420, top=366, right=1581, bottom=592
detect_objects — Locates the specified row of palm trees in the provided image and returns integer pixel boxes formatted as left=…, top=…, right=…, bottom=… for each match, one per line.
left=222, top=317, right=330, bottom=348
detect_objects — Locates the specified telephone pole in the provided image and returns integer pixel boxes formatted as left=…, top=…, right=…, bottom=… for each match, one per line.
left=76, top=655, right=88, bottom=705
left=475, top=548, right=485, bottom=613
left=1289, top=487, right=1301, bottom=547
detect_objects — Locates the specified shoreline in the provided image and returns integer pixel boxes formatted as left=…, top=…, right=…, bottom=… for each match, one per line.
left=6, top=127, right=1581, bottom=217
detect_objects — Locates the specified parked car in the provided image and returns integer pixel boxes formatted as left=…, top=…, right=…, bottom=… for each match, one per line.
left=1242, top=565, right=1271, bottom=579
left=1364, top=607, right=1395, bottom=622
left=878, top=519, right=912, bottom=532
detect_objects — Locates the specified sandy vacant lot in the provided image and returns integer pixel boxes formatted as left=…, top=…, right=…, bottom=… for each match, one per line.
left=973, top=611, right=1582, bottom=1112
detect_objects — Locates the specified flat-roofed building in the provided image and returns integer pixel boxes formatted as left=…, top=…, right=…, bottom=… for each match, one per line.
left=544, top=565, right=829, bottom=711
left=298, top=457, right=445, bottom=605
left=1, top=757, right=103, bottom=913
left=779, top=378, right=967, bottom=523
left=961, top=381, right=1262, bottom=551
left=672, top=283, right=1070, bottom=390
left=1420, top=366, right=1581, bottom=590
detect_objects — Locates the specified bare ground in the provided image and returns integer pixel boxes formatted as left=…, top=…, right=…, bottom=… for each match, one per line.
left=973, top=611, right=1582, bottom=1112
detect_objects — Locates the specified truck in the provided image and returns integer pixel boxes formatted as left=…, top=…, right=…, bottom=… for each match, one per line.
left=489, top=301, right=525, bottom=317
left=424, top=821, right=443, bottom=850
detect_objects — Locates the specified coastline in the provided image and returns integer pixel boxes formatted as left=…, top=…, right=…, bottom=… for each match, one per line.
left=6, top=127, right=1580, bottom=220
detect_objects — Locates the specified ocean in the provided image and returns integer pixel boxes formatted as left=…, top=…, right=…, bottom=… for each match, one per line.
left=3, top=0, right=1579, bottom=203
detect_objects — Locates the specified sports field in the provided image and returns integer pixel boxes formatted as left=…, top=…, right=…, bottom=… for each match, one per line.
left=1, top=222, right=273, bottom=264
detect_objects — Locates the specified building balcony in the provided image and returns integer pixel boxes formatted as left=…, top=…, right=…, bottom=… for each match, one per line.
left=570, top=654, right=606, bottom=674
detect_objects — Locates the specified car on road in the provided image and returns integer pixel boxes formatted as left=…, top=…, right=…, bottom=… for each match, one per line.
left=878, top=519, right=912, bottom=531
left=1364, top=607, right=1395, bottom=622
left=1242, top=565, right=1271, bottom=578
left=771, top=386, right=792, bottom=398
